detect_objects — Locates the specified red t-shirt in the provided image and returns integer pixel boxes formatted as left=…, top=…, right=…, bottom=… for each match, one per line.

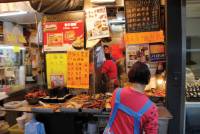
left=110, top=88, right=158, bottom=134
left=110, top=44, right=124, bottom=61
left=101, top=60, right=118, bottom=80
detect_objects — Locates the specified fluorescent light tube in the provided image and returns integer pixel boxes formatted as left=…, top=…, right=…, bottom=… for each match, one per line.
left=0, top=11, right=27, bottom=17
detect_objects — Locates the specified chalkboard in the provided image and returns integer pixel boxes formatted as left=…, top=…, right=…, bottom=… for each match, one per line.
left=124, top=0, right=160, bottom=33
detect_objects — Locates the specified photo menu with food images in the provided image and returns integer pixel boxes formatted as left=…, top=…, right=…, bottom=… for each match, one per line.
left=43, top=20, right=84, bottom=51
left=85, top=6, right=110, bottom=40
left=67, top=51, right=89, bottom=89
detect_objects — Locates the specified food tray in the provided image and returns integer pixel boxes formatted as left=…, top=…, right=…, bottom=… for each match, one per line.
left=60, top=107, right=80, bottom=113
left=41, top=94, right=73, bottom=103
left=31, top=107, right=55, bottom=113
left=81, top=108, right=102, bottom=114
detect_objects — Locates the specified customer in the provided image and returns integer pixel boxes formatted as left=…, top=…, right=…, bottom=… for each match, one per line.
left=104, top=61, right=158, bottom=134
left=101, top=53, right=118, bottom=92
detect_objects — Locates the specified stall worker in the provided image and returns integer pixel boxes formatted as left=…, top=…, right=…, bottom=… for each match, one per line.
left=104, top=61, right=158, bottom=134
left=101, top=53, right=118, bottom=92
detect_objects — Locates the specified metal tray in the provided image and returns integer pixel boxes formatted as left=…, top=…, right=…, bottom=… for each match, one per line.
left=81, top=108, right=102, bottom=114
left=60, top=107, right=80, bottom=113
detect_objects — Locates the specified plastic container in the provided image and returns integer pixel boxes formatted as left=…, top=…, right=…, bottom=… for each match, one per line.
left=8, top=124, right=24, bottom=134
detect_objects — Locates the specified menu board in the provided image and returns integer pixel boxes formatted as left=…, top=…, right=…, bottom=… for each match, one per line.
left=149, top=43, right=166, bottom=62
left=46, top=53, right=67, bottom=89
left=124, top=31, right=164, bottom=45
left=125, top=0, right=160, bottom=32
left=85, top=6, right=110, bottom=40
left=126, top=44, right=150, bottom=72
left=67, top=51, right=89, bottom=89
left=43, top=20, right=84, bottom=51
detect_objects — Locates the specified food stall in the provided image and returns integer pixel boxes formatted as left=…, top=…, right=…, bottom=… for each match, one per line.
left=0, top=0, right=174, bottom=134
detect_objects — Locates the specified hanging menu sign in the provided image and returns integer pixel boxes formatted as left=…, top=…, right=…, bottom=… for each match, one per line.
left=149, top=43, right=166, bottom=62
left=43, top=20, right=84, bottom=51
left=67, top=51, right=89, bottom=89
left=46, top=53, right=67, bottom=89
left=85, top=6, right=110, bottom=40
left=125, top=0, right=160, bottom=32
left=124, top=30, right=164, bottom=45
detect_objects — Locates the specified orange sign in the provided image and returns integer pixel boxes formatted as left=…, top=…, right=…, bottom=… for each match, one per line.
left=67, top=51, right=89, bottom=89
left=124, top=31, right=164, bottom=45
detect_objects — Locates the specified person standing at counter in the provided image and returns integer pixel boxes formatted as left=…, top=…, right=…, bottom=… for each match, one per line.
left=101, top=53, right=118, bottom=92
left=104, top=61, right=158, bottom=134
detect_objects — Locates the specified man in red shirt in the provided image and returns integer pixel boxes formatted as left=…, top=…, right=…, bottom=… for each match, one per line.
left=101, top=53, right=118, bottom=92
left=104, top=62, right=158, bottom=134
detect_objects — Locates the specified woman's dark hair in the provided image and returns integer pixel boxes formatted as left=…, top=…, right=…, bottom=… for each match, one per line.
left=105, top=53, right=111, bottom=60
left=128, top=61, right=151, bottom=85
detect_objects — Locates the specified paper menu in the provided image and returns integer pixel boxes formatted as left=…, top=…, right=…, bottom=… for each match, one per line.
left=46, top=53, right=67, bottom=89
left=67, top=51, right=89, bottom=89
left=85, top=6, right=110, bottom=40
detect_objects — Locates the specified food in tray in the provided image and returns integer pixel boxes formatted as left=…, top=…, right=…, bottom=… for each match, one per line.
left=33, top=104, right=60, bottom=110
left=63, top=101, right=82, bottom=109
left=25, top=90, right=47, bottom=99
left=105, top=97, right=112, bottom=109
left=145, top=89, right=166, bottom=97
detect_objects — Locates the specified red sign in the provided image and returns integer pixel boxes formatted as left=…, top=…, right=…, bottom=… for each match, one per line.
left=43, top=20, right=84, bottom=51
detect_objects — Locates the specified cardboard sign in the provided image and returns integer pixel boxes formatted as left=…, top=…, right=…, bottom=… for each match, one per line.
left=43, top=20, right=84, bottom=51
left=46, top=53, right=67, bottom=89
left=67, top=51, right=89, bottom=89
left=149, top=43, right=166, bottom=62
left=124, top=31, right=164, bottom=45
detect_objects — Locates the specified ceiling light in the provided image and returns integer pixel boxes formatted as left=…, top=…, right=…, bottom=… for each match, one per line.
left=0, top=11, right=27, bottom=17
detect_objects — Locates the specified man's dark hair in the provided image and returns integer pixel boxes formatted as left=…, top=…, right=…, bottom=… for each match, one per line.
left=128, top=61, right=151, bottom=85
left=103, top=45, right=109, bottom=49
left=105, top=53, right=111, bottom=60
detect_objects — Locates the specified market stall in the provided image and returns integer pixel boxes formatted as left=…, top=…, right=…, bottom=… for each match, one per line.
left=0, top=0, right=174, bottom=134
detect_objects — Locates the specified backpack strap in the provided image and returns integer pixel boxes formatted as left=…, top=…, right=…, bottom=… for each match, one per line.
left=137, top=99, right=153, bottom=116
left=108, top=88, right=123, bottom=127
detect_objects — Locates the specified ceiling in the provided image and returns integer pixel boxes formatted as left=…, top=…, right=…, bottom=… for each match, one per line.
left=0, top=0, right=199, bottom=24
left=0, top=1, right=42, bottom=24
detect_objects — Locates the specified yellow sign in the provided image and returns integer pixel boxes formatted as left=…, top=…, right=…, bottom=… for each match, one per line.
left=67, top=51, right=89, bottom=89
left=46, top=53, right=67, bottom=89
left=18, top=35, right=27, bottom=43
left=6, top=33, right=17, bottom=43
left=124, top=31, right=164, bottom=45
left=13, top=46, right=20, bottom=53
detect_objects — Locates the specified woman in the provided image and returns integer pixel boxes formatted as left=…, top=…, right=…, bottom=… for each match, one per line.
left=104, top=61, right=158, bottom=134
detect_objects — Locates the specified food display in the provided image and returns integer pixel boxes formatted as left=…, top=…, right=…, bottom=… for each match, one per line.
left=25, top=89, right=47, bottom=105
left=125, top=0, right=160, bottom=32
left=67, top=51, right=89, bottom=89
left=25, top=90, right=47, bottom=99
left=186, top=82, right=200, bottom=101
left=85, top=6, right=110, bottom=40
left=31, top=104, right=61, bottom=113
left=145, top=89, right=166, bottom=97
